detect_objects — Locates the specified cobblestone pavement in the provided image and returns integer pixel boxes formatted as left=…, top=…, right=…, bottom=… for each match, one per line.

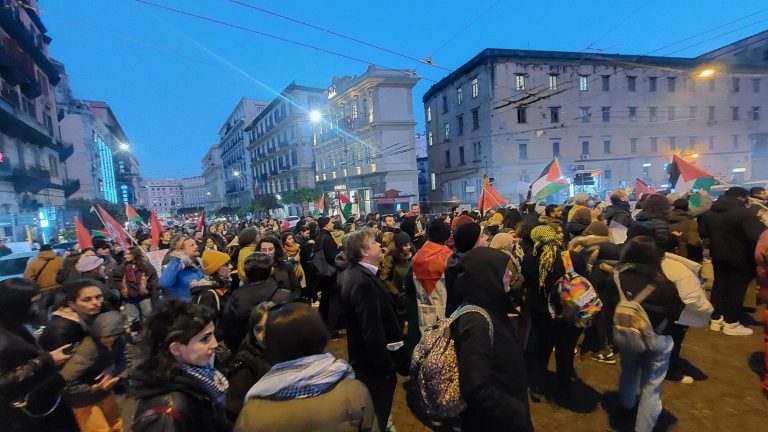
left=119, top=306, right=766, bottom=432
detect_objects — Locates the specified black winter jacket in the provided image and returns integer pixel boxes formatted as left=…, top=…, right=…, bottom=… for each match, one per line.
left=131, top=371, right=230, bottom=432
left=699, top=195, right=765, bottom=263
left=602, top=201, right=633, bottom=228
left=634, top=211, right=677, bottom=252
left=219, top=278, right=290, bottom=351
left=452, top=248, right=533, bottom=432
left=223, top=338, right=271, bottom=420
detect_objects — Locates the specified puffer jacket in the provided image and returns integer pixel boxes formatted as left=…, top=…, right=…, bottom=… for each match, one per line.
left=699, top=195, right=765, bottom=263
left=224, top=338, right=271, bottom=419
left=234, top=378, right=378, bottom=432
left=159, top=255, right=204, bottom=301
left=38, top=307, right=90, bottom=352
left=23, top=251, right=63, bottom=291
left=661, top=253, right=713, bottom=328
left=634, top=210, right=676, bottom=252
left=668, top=209, right=701, bottom=259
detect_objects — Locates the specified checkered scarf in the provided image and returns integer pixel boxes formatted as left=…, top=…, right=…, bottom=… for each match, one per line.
left=181, top=363, right=229, bottom=407
left=244, top=353, right=354, bottom=401
left=531, top=225, right=561, bottom=291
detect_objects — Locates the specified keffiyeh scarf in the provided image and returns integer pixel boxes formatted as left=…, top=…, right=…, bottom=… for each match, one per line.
left=244, top=353, right=354, bottom=401
left=530, top=225, right=561, bottom=291
left=181, top=363, right=229, bottom=407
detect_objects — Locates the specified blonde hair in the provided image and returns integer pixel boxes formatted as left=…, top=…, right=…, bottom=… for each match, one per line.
left=380, top=232, right=395, bottom=249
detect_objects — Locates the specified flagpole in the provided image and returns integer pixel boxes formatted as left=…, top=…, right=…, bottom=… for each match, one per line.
left=91, top=206, right=140, bottom=247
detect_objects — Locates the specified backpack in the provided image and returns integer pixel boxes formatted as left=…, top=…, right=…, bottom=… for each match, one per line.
left=612, top=265, right=657, bottom=355
left=557, top=250, right=602, bottom=328
left=410, top=304, right=493, bottom=420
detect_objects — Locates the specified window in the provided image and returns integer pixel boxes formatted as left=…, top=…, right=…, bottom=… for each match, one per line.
left=473, top=141, right=482, bottom=156
left=605, top=169, right=612, bottom=180
left=517, top=107, right=527, bottom=124
left=708, top=136, right=715, bottom=149
left=519, top=142, right=528, bottom=160
left=667, top=77, right=676, bottom=92
left=445, top=150, right=451, bottom=168
left=688, top=106, right=696, bottom=120
left=753, top=78, right=761, bottom=93
left=630, top=138, right=638, bottom=153
left=628, top=106, right=637, bottom=122
left=649, top=77, right=657, bottom=92
left=581, top=141, right=590, bottom=157
left=457, top=115, right=464, bottom=135
left=669, top=136, right=676, bottom=151
left=549, top=74, right=558, bottom=90
left=650, top=137, right=658, bottom=152
left=732, top=77, right=740, bottom=92
left=442, top=95, right=449, bottom=113
left=471, top=78, right=479, bottom=97
left=627, top=76, right=636, bottom=92
left=456, top=87, right=463, bottom=105
left=709, top=79, right=715, bottom=92
left=430, top=173, right=436, bottom=190
left=753, top=106, right=760, bottom=121
left=352, top=97, right=358, bottom=119
left=649, top=106, right=658, bottom=122
left=579, top=75, right=589, bottom=91
left=708, top=106, right=716, bottom=121
left=444, top=123, right=450, bottom=140
left=732, top=106, right=740, bottom=121
left=732, top=135, right=739, bottom=149
left=515, top=74, right=527, bottom=91
left=580, top=107, right=590, bottom=123
left=688, top=79, right=696, bottom=92
left=427, top=106, right=431, bottom=122
left=601, top=75, right=610, bottom=91
left=428, top=131, right=433, bottom=146
left=689, top=136, right=696, bottom=150
left=459, top=146, right=466, bottom=165
left=603, top=139, right=611, bottom=154
left=552, top=141, right=560, bottom=157
left=667, top=106, right=676, bottom=121
left=550, top=106, right=560, bottom=123
left=601, top=106, right=610, bottom=122
left=471, top=108, right=479, bottom=129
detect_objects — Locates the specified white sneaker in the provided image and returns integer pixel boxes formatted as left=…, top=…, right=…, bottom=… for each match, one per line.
left=709, top=317, right=724, bottom=332
left=722, top=322, right=754, bottom=336
left=680, top=375, right=695, bottom=385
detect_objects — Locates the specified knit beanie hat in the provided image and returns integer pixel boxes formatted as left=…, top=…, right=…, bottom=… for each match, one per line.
left=77, top=255, right=104, bottom=273
left=427, top=220, right=451, bottom=243
left=583, top=221, right=609, bottom=237
left=453, top=222, right=481, bottom=253
left=393, top=230, right=411, bottom=248
left=202, top=249, right=230, bottom=275
left=317, top=216, right=331, bottom=229
left=571, top=207, right=593, bottom=225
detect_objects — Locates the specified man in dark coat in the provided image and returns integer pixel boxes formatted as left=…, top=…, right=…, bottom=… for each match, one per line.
left=452, top=247, right=533, bottom=432
left=699, top=187, right=765, bottom=335
left=400, top=204, right=427, bottom=249
left=296, top=225, right=317, bottom=301
left=601, top=189, right=633, bottom=228
left=339, top=229, right=405, bottom=432
left=314, top=216, right=342, bottom=330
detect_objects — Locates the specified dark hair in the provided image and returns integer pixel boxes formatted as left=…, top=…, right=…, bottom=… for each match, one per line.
left=620, top=236, right=663, bottom=268
left=672, top=198, right=689, bottom=211
left=244, top=252, right=273, bottom=282
left=545, top=204, right=560, bottom=217
left=332, top=221, right=343, bottom=231
left=750, top=187, right=765, bottom=198
left=343, top=229, right=375, bottom=265
left=265, top=302, right=329, bottom=363
left=366, top=221, right=378, bottom=229
left=0, top=278, right=39, bottom=328
left=725, top=186, right=748, bottom=199
left=503, top=208, right=523, bottom=229
left=243, top=302, right=272, bottom=348
left=256, top=235, right=286, bottom=262
left=641, top=194, right=672, bottom=221
left=59, top=279, right=105, bottom=308
left=238, top=227, right=258, bottom=247
left=137, top=300, right=215, bottom=379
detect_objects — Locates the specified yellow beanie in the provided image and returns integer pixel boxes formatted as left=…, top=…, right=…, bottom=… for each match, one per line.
left=202, top=249, right=230, bottom=275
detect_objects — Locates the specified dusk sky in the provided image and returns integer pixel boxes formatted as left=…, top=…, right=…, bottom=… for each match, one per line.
left=42, top=0, right=768, bottom=179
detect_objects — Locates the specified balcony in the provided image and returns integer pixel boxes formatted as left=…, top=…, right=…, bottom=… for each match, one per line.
left=63, top=179, right=80, bottom=197
left=0, top=165, right=51, bottom=194
left=0, top=9, right=59, bottom=84
left=58, top=142, right=74, bottom=161
left=0, top=94, right=54, bottom=147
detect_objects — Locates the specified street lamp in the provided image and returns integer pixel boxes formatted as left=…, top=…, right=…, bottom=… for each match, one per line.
left=309, top=110, right=323, bottom=123
left=697, top=68, right=715, bottom=78
left=233, top=171, right=240, bottom=177
left=119, top=143, right=130, bottom=151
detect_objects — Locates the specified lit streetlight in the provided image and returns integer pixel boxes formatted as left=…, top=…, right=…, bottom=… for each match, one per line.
left=309, top=110, right=323, bottom=123
left=233, top=171, right=240, bottom=177
left=697, top=68, right=715, bottom=78
left=119, top=143, right=129, bottom=151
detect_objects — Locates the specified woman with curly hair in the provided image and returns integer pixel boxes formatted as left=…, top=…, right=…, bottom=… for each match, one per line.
left=130, top=300, right=230, bottom=432
left=257, top=235, right=301, bottom=299
left=521, top=224, right=587, bottom=403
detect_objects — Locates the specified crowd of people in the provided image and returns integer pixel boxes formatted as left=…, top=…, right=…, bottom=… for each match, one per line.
left=1, top=188, right=767, bottom=431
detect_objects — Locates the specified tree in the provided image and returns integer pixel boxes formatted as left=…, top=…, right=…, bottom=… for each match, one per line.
left=282, top=187, right=322, bottom=214
left=66, top=198, right=126, bottom=230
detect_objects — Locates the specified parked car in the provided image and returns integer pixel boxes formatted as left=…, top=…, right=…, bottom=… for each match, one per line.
left=0, top=251, right=37, bottom=282
left=52, top=241, right=78, bottom=251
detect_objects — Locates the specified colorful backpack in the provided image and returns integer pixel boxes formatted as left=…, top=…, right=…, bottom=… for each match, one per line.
left=612, top=265, right=657, bottom=355
left=410, top=304, right=493, bottom=420
left=557, top=250, right=602, bottom=327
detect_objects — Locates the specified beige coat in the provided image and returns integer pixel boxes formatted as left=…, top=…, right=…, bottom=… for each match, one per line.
left=24, top=250, right=63, bottom=291
left=234, top=378, right=379, bottom=432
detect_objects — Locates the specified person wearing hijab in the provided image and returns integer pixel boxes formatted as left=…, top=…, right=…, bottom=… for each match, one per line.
left=522, top=224, right=587, bottom=403
left=452, top=248, right=534, bottom=432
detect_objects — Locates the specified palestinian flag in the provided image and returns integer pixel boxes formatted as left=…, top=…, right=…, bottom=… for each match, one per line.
left=338, top=192, right=352, bottom=220
left=635, top=178, right=657, bottom=196
left=530, top=158, right=568, bottom=201
left=91, top=229, right=111, bottom=239
left=313, top=193, right=325, bottom=217
left=668, top=155, right=716, bottom=193
left=196, top=210, right=205, bottom=233
left=478, top=176, right=506, bottom=214
left=74, top=217, right=93, bottom=249
left=150, top=211, right=162, bottom=249
left=126, top=204, right=144, bottom=226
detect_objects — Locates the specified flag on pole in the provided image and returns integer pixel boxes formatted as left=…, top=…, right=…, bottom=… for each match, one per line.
left=196, top=210, right=205, bottom=233
left=478, top=176, right=507, bottom=214
left=95, top=205, right=130, bottom=249
left=530, top=158, right=568, bottom=201
left=313, top=193, right=325, bottom=217
left=338, top=192, right=352, bottom=220
left=126, top=204, right=144, bottom=226
left=150, top=211, right=162, bottom=248
left=635, top=178, right=657, bottom=196
left=91, top=229, right=111, bottom=239
left=74, top=217, right=93, bottom=249
left=668, top=154, right=716, bottom=193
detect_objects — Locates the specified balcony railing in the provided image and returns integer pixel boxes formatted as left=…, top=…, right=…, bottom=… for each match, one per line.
left=0, top=8, right=59, bottom=84
left=63, top=179, right=80, bottom=197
